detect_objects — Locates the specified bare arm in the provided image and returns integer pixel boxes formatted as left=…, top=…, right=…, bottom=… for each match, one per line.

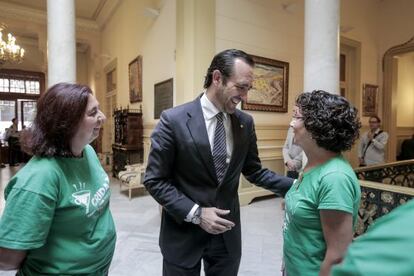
left=0, top=247, right=26, bottom=270
left=319, top=210, right=353, bottom=276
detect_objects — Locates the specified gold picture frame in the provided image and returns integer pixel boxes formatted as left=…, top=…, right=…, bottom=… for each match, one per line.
left=362, top=84, right=378, bottom=117
left=242, top=55, right=289, bottom=112
left=129, top=56, right=142, bottom=103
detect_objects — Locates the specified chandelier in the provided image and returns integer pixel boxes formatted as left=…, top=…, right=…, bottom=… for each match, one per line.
left=0, top=28, right=25, bottom=66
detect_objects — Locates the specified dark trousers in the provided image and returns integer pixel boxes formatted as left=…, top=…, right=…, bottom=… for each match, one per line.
left=286, top=170, right=299, bottom=179
left=8, top=137, right=20, bottom=166
left=163, top=234, right=240, bottom=276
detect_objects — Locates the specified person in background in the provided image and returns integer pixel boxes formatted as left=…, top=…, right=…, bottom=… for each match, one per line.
left=0, top=83, right=116, bottom=275
left=144, top=49, right=293, bottom=276
left=283, top=126, right=304, bottom=178
left=0, top=139, right=5, bottom=168
left=358, top=115, right=389, bottom=166
left=283, top=90, right=361, bottom=276
left=397, top=134, right=414, bottom=161
left=6, top=118, right=20, bottom=166
left=331, top=199, right=414, bottom=275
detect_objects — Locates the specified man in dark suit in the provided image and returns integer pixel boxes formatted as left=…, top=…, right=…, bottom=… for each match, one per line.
left=144, top=49, right=293, bottom=276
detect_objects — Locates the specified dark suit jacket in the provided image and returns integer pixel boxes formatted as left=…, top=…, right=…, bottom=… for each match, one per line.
left=398, top=138, right=414, bottom=160
left=144, top=96, right=293, bottom=267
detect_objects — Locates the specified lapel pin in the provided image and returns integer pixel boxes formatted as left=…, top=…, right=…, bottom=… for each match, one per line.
left=240, top=124, right=244, bottom=128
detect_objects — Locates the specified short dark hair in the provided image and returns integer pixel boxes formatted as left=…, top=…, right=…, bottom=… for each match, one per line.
left=369, top=115, right=381, bottom=123
left=295, top=90, right=361, bottom=153
left=21, top=83, right=92, bottom=157
left=203, top=49, right=254, bottom=89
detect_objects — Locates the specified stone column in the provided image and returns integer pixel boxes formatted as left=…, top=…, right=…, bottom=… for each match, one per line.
left=47, top=0, right=76, bottom=87
left=303, top=0, right=340, bottom=94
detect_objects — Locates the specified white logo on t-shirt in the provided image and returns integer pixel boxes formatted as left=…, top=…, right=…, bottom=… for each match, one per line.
left=72, top=182, right=91, bottom=214
left=72, top=174, right=111, bottom=216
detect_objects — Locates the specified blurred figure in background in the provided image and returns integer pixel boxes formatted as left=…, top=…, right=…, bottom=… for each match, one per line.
left=397, top=134, right=414, bottom=161
left=358, top=115, right=388, bottom=166
left=5, top=118, right=20, bottom=166
left=283, top=126, right=304, bottom=178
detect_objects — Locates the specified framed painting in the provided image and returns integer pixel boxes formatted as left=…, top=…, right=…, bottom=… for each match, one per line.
left=241, top=55, right=289, bottom=112
left=154, top=78, right=173, bottom=119
left=362, top=84, right=378, bottom=116
left=128, top=56, right=142, bottom=103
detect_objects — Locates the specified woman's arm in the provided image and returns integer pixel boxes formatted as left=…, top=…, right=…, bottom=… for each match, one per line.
left=0, top=247, right=26, bottom=270
left=319, top=210, right=353, bottom=276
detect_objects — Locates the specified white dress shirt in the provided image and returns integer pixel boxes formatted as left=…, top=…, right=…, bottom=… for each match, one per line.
left=185, top=93, right=234, bottom=222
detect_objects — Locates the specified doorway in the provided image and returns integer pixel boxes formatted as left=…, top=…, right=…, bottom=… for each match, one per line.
left=340, top=37, right=362, bottom=167
left=382, top=36, right=414, bottom=162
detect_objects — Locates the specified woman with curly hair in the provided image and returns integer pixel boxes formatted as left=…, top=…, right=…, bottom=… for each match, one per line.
left=282, top=90, right=361, bottom=276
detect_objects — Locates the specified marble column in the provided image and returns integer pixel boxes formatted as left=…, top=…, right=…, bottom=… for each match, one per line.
left=47, top=0, right=76, bottom=87
left=303, top=0, right=340, bottom=94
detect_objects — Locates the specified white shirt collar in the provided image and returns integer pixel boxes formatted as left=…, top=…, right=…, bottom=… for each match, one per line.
left=200, top=93, right=228, bottom=121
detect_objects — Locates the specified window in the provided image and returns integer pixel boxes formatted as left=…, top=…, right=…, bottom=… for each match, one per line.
left=0, top=69, right=44, bottom=139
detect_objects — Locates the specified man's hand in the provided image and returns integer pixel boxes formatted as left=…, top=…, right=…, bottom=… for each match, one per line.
left=285, top=160, right=296, bottom=171
left=199, top=207, right=235, bottom=235
left=368, top=131, right=374, bottom=141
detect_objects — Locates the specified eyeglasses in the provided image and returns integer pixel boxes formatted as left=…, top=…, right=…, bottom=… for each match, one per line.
left=369, top=121, right=379, bottom=124
left=292, top=116, right=304, bottom=121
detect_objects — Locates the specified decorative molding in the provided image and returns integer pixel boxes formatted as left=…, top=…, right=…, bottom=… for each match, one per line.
left=76, top=18, right=100, bottom=33
left=0, top=1, right=99, bottom=33
left=0, top=1, right=45, bottom=25
left=382, top=36, right=414, bottom=71
left=95, top=0, right=123, bottom=29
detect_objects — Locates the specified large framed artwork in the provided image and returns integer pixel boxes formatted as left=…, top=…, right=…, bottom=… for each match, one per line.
left=242, top=55, right=289, bottom=112
left=154, top=78, right=173, bottom=119
left=362, top=84, right=378, bottom=117
left=129, top=56, right=142, bottom=103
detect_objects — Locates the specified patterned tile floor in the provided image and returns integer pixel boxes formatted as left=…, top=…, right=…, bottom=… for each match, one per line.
left=0, top=165, right=284, bottom=276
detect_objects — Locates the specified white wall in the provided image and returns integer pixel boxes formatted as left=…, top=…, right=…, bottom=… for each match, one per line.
left=377, top=0, right=414, bottom=57
left=142, top=0, right=176, bottom=124
left=76, top=51, right=89, bottom=85
left=216, top=0, right=304, bottom=126
left=100, top=0, right=155, bottom=109
left=341, top=0, right=381, bottom=123
left=396, top=53, right=414, bottom=127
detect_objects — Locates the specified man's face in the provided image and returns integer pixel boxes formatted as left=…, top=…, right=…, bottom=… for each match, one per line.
left=217, top=59, right=253, bottom=114
left=369, top=117, right=380, bottom=131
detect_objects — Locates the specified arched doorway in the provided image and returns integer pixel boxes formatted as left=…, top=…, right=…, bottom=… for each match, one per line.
left=383, top=36, right=414, bottom=162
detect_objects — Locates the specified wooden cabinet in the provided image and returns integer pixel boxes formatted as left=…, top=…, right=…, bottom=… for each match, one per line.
left=112, top=107, right=143, bottom=177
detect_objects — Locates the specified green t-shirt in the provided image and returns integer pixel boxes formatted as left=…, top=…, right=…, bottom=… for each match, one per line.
left=0, top=145, right=116, bottom=275
left=283, top=156, right=360, bottom=275
left=332, top=199, right=414, bottom=276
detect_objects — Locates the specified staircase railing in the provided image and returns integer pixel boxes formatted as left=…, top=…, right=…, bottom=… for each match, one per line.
left=354, top=160, right=414, bottom=235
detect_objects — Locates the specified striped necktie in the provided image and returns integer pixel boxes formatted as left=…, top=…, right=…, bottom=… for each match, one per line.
left=212, top=112, right=228, bottom=184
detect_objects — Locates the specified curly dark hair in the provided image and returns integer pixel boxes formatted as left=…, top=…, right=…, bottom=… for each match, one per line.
left=295, top=90, right=361, bottom=153
left=203, top=49, right=254, bottom=88
left=20, top=83, right=92, bottom=157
